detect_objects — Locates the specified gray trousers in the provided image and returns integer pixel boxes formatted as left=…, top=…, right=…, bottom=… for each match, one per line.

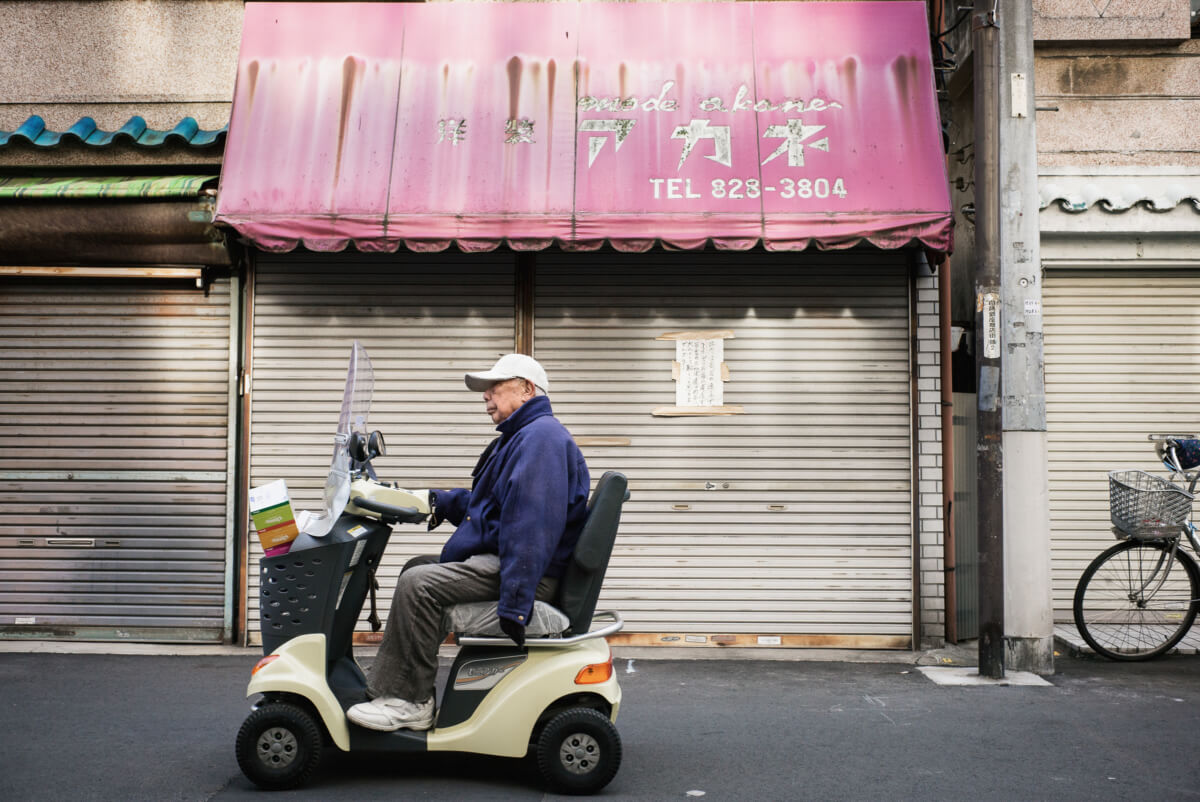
left=366, top=552, right=558, bottom=702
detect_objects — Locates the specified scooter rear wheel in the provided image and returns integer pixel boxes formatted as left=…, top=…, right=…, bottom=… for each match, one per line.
left=535, top=707, right=621, bottom=795
left=236, top=702, right=324, bottom=790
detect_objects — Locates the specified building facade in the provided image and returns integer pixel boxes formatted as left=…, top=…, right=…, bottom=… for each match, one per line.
left=944, top=0, right=1200, bottom=648
left=0, top=1, right=241, bottom=642
left=1, top=0, right=955, bottom=652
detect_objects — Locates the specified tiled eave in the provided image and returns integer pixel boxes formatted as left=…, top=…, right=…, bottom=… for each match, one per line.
left=1039, top=168, right=1200, bottom=269
left=0, top=115, right=226, bottom=149
left=1039, top=167, right=1200, bottom=214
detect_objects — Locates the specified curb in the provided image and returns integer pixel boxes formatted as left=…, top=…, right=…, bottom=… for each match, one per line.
left=0, top=638, right=981, bottom=667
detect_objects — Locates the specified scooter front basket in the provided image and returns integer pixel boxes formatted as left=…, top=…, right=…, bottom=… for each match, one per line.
left=258, top=514, right=390, bottom=657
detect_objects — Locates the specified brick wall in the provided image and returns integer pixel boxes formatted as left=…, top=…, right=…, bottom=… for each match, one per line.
left=915, top=272, right=946, bottom=647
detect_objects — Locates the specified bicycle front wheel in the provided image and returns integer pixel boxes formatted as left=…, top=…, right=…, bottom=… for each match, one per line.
left=1073, top=539, right=1200, bottom=661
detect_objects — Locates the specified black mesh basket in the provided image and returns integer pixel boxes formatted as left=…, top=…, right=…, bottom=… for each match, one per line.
left=258, top=514, right=391, bottom=658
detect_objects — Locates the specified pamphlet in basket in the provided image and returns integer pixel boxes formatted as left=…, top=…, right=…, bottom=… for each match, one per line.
left=249, top=479, right=299, bottom=557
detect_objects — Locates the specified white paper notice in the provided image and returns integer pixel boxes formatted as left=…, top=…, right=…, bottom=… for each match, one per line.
left=676, top=338, right=724, bottom=407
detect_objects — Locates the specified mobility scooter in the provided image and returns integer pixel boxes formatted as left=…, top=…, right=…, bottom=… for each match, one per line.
left=235, top=343, right=629, bottom=794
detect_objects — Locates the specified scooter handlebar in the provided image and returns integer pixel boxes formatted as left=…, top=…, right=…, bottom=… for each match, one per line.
left=350, top=496, right=429, bottom=525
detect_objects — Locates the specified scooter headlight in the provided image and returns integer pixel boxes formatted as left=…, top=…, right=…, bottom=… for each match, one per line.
left=251, top=654, right=280, bottom=676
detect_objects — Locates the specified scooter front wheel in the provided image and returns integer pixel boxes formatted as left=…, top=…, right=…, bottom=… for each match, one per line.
left=535, top=707, right=622, bottom=795
left=236, top=702, right=324, bottom=790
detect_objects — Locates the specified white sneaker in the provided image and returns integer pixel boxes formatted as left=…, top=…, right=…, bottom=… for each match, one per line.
left=347, top=697, right=435, bottom=732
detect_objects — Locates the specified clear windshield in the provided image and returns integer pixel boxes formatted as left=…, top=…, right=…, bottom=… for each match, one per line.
left=299, top=341, right=374, bottom=536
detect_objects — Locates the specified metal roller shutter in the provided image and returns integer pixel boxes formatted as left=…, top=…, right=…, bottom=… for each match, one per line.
left=246, top=252, right=516, bottom=643
left=0, top=277, right=234, bottom=642
left=534, top=249, right=913, bottom=647
left=952, top=391, right=979, bottom=640
left=1044, top=271, right=1200, bottom=623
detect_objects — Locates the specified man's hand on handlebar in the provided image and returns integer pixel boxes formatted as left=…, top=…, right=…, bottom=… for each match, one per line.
left=427, top=490, right=444, bottom=531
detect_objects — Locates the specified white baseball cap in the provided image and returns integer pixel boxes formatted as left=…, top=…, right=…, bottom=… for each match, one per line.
left=464, top=353, right=549, bottom=393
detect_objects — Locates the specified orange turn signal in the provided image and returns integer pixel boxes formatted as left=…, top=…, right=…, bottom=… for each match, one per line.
left=251, top=654, right=280, bottom=676
left=574, top=657, right=613, bottom=685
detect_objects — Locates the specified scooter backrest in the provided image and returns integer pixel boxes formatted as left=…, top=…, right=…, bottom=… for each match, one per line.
left=555, top=470, right=629, bottom=636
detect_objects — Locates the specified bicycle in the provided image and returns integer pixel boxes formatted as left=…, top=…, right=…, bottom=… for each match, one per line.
left=1072, top=434, right=1200, bottom=661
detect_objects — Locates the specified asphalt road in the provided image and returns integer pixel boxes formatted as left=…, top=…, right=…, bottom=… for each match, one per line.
left=3, top=647, right=1199, bottom=801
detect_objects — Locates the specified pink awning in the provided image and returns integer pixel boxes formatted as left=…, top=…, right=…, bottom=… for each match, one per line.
left=215, top=1, right=952, bottom=254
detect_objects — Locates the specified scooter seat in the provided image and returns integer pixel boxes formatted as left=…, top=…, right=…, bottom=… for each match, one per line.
left=444, top=472, right=629, bottom=642
left=444, top=600, right=569, bottom=639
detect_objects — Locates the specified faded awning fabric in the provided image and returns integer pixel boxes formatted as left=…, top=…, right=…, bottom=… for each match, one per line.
left=0, top=175, right=230, bottom=266
left=0, top=175, right=216, bottom=199
left=215, top=1, right=952, bottom=254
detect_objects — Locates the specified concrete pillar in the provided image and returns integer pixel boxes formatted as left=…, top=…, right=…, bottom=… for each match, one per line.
left=998, top=0, right=1054, bottom=674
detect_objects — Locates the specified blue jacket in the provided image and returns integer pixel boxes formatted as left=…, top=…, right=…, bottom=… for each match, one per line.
left=433, top=396, right=590, bottom=625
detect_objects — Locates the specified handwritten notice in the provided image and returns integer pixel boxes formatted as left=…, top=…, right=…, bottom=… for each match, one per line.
left=676, top=338, right=723, bottom=406
left=653, top=330, right=744, bottom=417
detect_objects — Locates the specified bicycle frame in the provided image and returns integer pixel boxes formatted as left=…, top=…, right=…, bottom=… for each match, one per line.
left=1122, top=434, right=1200, bottom=608
left=1133, top=542, right=1180, bottom=605
left=1153, top=433, right=1200, bottom=553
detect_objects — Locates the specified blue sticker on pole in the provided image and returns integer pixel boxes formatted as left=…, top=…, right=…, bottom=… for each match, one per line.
left=978, top=365, right=1000, bottom=412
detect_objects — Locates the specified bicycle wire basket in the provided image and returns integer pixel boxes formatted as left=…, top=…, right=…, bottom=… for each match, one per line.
left=1108, top=469, right=1194, bottom=539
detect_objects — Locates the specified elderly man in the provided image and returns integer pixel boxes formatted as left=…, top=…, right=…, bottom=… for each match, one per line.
left=347, top=353, right=590, bottom=732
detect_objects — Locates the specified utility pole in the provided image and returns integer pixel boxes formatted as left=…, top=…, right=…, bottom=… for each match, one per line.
left=972, top=0, right=1004, bottom=679
left=972, top=0, right=1055, bottom=678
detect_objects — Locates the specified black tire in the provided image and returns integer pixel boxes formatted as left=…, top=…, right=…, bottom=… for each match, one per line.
left=1073, top=539, right=1200, bottom=661
left=236, top=702, right=325, bottom=790
left=535, top=708, right=621, bottom=795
